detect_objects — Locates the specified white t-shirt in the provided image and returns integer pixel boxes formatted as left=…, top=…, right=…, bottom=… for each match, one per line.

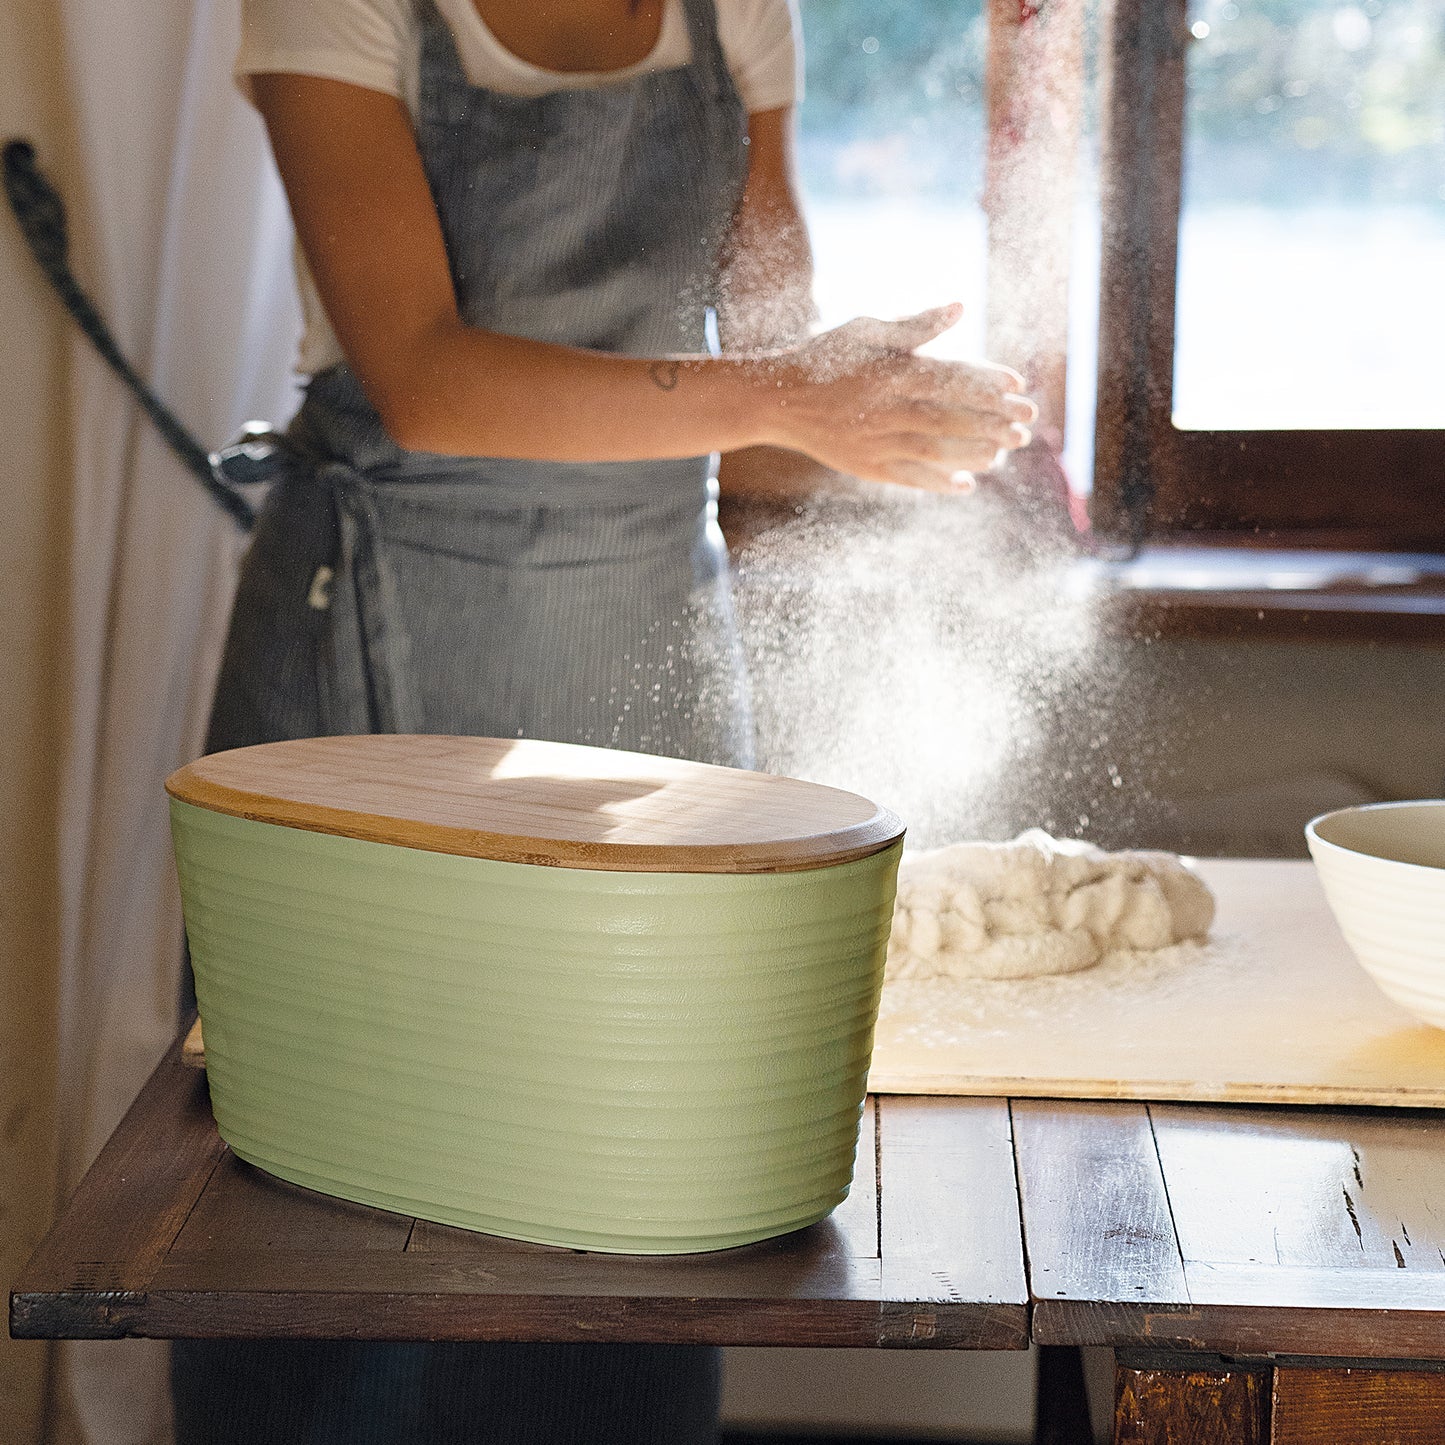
left=238, top=0, right=803, bottom=372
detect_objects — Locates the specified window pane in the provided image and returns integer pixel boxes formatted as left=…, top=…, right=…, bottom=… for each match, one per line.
left=797, top=0, right=988, bottom=359
left=1173, top=0, right=1445, bottom=430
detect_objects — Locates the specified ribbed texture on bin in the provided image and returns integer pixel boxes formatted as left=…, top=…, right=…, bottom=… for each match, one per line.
left=171, top=800, right=901, bottom=1252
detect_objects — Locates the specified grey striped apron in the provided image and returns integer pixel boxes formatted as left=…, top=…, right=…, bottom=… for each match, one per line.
left=177, top=2, right=749, bottom=1438
left=204, top=0, right=753, bottom=768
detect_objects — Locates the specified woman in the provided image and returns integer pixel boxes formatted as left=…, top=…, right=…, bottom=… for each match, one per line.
left=176, top=0, right=1035, bottom=1438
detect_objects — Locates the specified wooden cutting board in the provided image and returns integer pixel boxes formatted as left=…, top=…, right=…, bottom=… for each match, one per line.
left=868, top=858, right=1445, bottom=1107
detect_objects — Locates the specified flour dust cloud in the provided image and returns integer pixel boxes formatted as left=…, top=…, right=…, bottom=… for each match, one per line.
left=730, top=477, right=1155, bottom=849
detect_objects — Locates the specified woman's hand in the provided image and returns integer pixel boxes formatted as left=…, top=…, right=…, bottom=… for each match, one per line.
left=765, top=304, right=1037, bottom=492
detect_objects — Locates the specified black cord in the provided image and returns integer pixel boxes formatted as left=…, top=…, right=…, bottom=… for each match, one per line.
left=2, top=138, right=255, bottom=531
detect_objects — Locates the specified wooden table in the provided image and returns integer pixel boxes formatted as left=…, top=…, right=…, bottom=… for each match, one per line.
left=1016, top=1098, right=1445, bottom=1443
left=8, top=1039, right=1027, bottom=1350
left=15, top=1043, right=1445, bottom=1442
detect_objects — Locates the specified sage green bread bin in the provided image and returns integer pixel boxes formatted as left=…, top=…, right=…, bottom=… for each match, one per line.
left=167, top=735, right=904, bottom=1254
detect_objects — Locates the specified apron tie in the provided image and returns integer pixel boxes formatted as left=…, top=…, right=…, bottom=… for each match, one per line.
left=316, top=460, right=423, bottom=735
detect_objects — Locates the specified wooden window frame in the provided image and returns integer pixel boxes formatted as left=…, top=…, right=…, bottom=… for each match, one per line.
left=1089, top=0, right=1445, bottom=553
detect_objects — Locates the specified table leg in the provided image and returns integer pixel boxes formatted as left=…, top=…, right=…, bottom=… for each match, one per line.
left=1114, top=1354, right=1269, bottom=1445
left=1036, top=1344, right=1095, bottom=1445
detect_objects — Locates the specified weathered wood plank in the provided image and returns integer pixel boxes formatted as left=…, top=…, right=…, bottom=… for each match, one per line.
left=877, top=1095, right=1028, bottom=1348
left=129, top=1288, right=885, bottom=1346
left=148, top=1201, right=893, bottom=1343
left=1145, top=1103, right=1445, bottom=1355
left=1128, top=1300, right=1445, bottom=1361
left=172, top=1153, right=412, bottom=1255
left=1013, top=1099, right=1189, bottom=1347
left=1184, top=1265, right=1445, bottom=1312
left=1020, top=1100, right=1445, bottom=1357
left=1272, top=1366, right=1445, bottom=1444
left=151, top=1239, right=880, bottom=1303
left=1151, top=1104, right=1445, bottom=1275
left=156, top=1112, right=890, bottom=1341
left=10, top=1037, right=226, bottom=1339
left=1114, top=1362, right=1270, bottom=1445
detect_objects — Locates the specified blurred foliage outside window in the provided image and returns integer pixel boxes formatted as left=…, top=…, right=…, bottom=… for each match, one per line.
left=1177, top=1, right=1445, bottom=427
left=1185, top=0, right=1445, bottom=205
left=792, top=0, right=1445, bottom=429
left=795, top=0, right=1444, bottom=204
left=797, top=0, right=989, bottom=200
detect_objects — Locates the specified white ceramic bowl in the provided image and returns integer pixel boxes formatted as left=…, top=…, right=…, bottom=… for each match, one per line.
left=1306, top=801, right=1445, bottom=1029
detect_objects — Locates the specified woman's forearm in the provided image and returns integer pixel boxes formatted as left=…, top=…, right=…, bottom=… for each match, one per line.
left=375, top=321, right=785, bottom=460
left=378, top=307, right=1035, bottom=491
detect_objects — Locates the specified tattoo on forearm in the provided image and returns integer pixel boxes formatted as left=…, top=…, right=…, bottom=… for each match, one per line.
left=648, top=360, right=681, bottom=392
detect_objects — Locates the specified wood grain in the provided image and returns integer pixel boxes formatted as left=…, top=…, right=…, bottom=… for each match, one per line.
left=1013, top=1099, right=1189, bottom=1348
left=9, top=1039, right=226, bottom=1339
left=1114, top=1363, right=1269, bottom=1445
left=131, top=1286, right=886, bottom=1346
left=1272, top=1366, right=1445, bottom=1444
left=170, top=1152, right=412, bottom=1256
left=1150, top=1105, right=1445, bottom=1279
left=145, top=1220, right=890, bottom=1352
left=166, top=734, right=904, bottom=874
left=1019, top=1097, right=1445, bottom=1358
left=877, top=1096, right=1028, bottom=1348
left=1148, top=1103, right=1445, bottom=1357
left=1159, top=429, right=1445, bottom=551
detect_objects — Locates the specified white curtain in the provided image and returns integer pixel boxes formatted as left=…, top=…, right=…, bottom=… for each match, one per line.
left=25, top=0, right=300, bottom=1439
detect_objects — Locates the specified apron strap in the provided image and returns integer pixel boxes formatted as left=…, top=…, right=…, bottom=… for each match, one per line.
left=2, top=139, right=258, bottom=531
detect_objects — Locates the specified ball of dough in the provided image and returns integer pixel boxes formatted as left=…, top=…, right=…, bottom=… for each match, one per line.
left=885, top=832, right=1215, bottom=982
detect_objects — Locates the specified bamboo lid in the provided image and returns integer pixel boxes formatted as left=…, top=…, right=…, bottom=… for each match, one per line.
left=166, top=735, right=904, bottom=875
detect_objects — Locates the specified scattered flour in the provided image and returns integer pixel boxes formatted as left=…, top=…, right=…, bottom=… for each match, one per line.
left=886, top=829, right=1215, bottom=981
left=872, top=933, right=1240, bottom=1063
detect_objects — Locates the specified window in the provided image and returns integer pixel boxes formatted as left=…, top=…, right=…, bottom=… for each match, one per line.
left=735, top=0, right=1442, bottom=564
left=796, top=1, right=990, bottom=361
left=1090, top=0, right=1445, bottom=549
